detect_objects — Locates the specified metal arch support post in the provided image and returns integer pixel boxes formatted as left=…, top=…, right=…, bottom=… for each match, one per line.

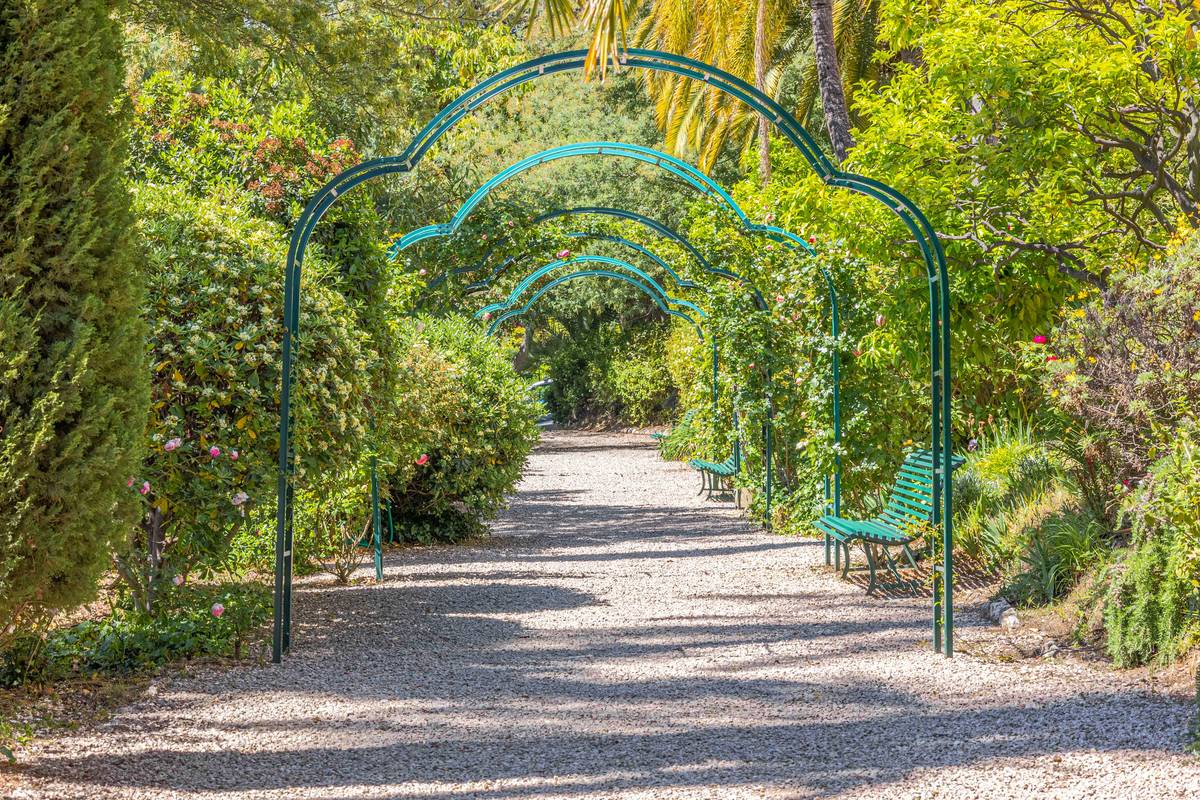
left=274, top=48, right=952, bottom=664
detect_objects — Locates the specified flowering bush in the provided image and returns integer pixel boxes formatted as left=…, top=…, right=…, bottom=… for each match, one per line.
left=1048, top=231, right=1200, bottom=484
left=385, top=315, right=541, bottom=543
left=122, top=186, right=373, bottom=604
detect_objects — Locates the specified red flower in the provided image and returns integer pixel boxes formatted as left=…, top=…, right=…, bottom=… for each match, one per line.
left=1046, top=355, right=1058, bottom=362
left=415, top=453, right=430, bottom=466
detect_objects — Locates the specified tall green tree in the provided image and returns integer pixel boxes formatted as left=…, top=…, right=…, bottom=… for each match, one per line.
left=0, top=0, right=147, bottom=642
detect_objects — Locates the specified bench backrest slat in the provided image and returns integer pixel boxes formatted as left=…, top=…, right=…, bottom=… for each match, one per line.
left=883, top=449, right=964, bottom=523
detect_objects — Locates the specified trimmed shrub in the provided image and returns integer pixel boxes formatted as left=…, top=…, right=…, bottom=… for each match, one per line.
left=386, top=316, right=540, bottom=543
left=0, top=0, right=148, bottom=643
left=124, top=186, right=373, bottom=605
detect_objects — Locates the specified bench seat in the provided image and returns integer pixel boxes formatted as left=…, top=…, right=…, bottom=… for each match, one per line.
left=816, top=448, right=964, bottom=592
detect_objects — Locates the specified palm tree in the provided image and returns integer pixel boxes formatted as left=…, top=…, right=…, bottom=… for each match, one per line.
left=809, top=0, right=854, bottom=160
left=500, top=0, right=872, bottom=165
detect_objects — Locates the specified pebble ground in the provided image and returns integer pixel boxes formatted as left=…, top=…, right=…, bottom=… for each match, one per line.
left=8, top=431, right=1199, bottom=799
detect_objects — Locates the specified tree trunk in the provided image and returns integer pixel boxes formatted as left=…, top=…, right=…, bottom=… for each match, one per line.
left=810, top=0, right=855, bottom=162
left=754, top=0, right=771, bottom=182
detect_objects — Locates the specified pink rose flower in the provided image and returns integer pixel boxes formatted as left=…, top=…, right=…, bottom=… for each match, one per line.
left=775, top=295, right=785, bottom=304
left=231, top=491, right=249, bottom=507
left=415, top=453, right=430, bottom=466
left=230, top=450, right=239, bottom=461
left=875, top=314, right=886, bottom=327
left=211, top=603, right=224, bottom=618
left=140, top=481, right=150, bottom=495
left=482, top=312, right=492, bottom=321
left=1032, top=335, right=1048, bottom=344
left=419, top=268, right=427, bottom=276
left=209, top=446, right=220, bottom=458
left=173, top=574, right=185, bottom=587
left=127, top=477, right=134, bottom=488
left=164, top=437, right=182, bottom=452
left=557, top=249, right=571, bottom=259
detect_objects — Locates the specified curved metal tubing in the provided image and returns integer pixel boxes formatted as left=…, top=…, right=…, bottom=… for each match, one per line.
left=482, top=269, right=706, bottom=340
left=424, top=207, right=720, bottom=297
left=468, top=232, right=699, bottom=293
left=391, top=141, right=812, bottom=311
left=477, top=255, right=707, bottom=319
left=276, top=48, right=953, bottom=665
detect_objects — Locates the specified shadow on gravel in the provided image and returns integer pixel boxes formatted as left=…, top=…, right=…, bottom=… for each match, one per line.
left=28, top=687, right=1189, bottom=799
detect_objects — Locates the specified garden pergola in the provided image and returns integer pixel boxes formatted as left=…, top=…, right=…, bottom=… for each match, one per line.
left=394, top=141, right=841, bottom=534
left=274, top=49, right=954, bottom=664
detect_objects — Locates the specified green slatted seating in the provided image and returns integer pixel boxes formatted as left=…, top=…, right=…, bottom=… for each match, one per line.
left=650, top=409, right=696, bottom=442
left=814, top=448, right=964, bottom=593
left=688, top=448, right=739, bottom=497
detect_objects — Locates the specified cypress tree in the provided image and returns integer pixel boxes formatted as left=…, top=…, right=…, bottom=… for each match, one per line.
left=0, top=0, right=147, bottom=642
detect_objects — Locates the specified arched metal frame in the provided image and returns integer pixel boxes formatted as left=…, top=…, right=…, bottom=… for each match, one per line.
left=275, top=49, right=953, bottom=664
left=395, top=143, right=839, bottom=543
left=474, top=263, right=724, bottom=483
left=468, top=232, right=700, bottom=293
left=480, top=264, right=706, bottom=338
left=423, top=207, right=715, bottom=294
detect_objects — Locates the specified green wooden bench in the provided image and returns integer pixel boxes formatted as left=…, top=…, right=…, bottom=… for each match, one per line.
left=688, top=444, right=739, bottom=497
left=814, top=448, right=964, bottom=593
left=650, top=409, right=696, bottom=443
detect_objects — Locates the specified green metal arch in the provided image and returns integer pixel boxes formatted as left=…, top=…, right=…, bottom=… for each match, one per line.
left=423, top=207, right=716, bottom=296
left=477, top=255, right=708, bottom=320
left=466, top=232, right=699, bottom=294
left=276, top=48, right=955, bottom=664
left=480, top=268, right=706, bottom=340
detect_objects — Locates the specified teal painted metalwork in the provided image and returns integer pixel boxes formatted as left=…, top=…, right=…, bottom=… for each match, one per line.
left=471, top=232, right=699, bottom=292
left=389, top=142, right=812, bottom=307
left=423, top=207, right=736, bottom=302
left=480, top=268, right=706, bottom=341
left=275, top=48, right=953, bottom=665
left=477, top=255, right=707, bottom=319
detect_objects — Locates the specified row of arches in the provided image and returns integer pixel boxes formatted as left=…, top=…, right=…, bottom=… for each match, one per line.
left=273, top=49, right=955, bottom=664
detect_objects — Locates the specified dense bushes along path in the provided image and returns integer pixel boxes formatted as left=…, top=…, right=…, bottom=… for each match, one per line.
left=10, top=432, right=1199, bottom=798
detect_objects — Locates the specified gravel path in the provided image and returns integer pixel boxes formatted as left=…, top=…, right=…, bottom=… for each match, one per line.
left=9, top=430, right=1199, bottom=799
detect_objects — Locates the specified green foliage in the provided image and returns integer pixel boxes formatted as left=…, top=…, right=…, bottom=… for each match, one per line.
left=543, top=321, right=676, bottom=425
left=127, top=71, right=395, bottom=315
left=0, top=0, right=148, bottom=644
left=1104, top=429, right=1200, bottom=666
left=386, top=316, right=541, bottom=543
left=1049, top=230, right=1200, bottom=485
left=600, top=328, right=675, bottom=426
left=0, top=582, right=270, bottom=687
left=302, top=478, right=371, bottom=584
left=127, top=186, right=373, bottom=594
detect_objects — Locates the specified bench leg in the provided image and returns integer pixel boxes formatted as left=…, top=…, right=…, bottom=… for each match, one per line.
left=864, top=544, right=879, bottom=594
left=840, top=540, right=854, bottom=579
left=902, top=544, right=919, bottom=570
